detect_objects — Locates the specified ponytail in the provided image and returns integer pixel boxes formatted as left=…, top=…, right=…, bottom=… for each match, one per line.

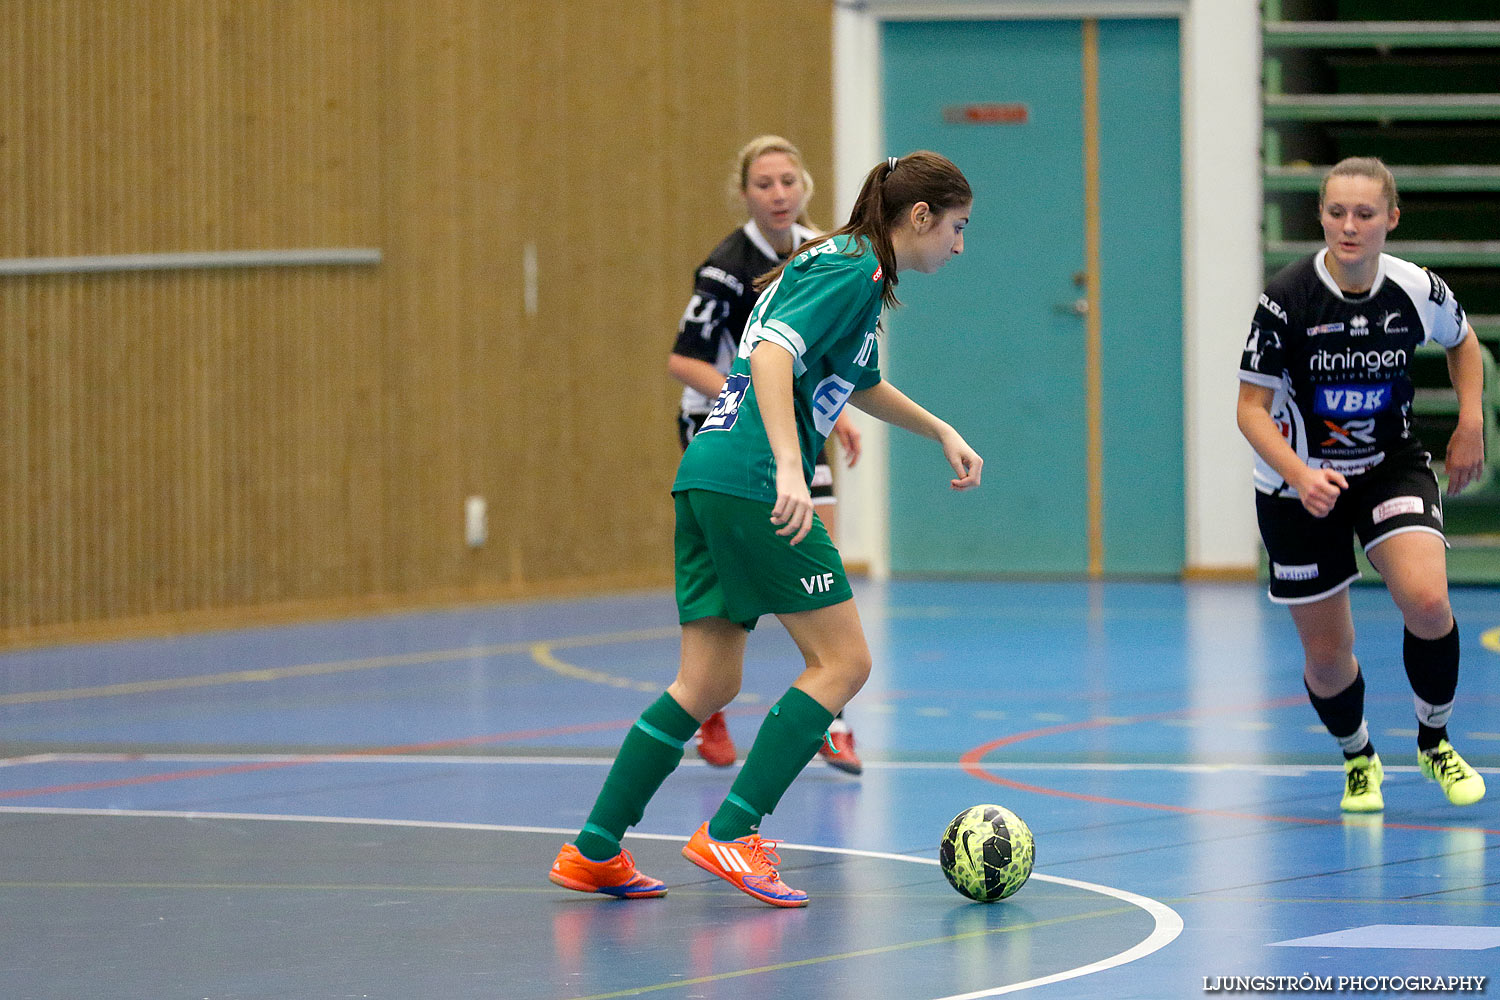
left=755, top=151, right=971, bottom=308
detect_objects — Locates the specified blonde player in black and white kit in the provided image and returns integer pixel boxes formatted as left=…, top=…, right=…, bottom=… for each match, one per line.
left=669, top=136, right=865, bottom=774
left=1237, top=157, right=1488, bottom=812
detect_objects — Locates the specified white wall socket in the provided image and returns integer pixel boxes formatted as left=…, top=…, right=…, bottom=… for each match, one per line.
left=465, top=495, right=487, bottom=548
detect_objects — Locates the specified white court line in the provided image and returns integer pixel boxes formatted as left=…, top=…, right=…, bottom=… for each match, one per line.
left=0, top=807, right=1182, bottom=999
left=11, top=752, right=1494, bottom=775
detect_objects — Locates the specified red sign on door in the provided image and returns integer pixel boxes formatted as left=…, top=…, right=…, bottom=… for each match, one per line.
left=942, top=103, right=1029, bottom=125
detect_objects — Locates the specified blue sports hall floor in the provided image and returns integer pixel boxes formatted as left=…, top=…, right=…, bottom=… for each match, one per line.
left=2, top=578, right=1497, bottom=999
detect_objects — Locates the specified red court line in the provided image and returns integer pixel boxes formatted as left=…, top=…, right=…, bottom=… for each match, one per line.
left=0, top=716, right=644, bottom=801
left=959, top=702, right=1500, bottom=836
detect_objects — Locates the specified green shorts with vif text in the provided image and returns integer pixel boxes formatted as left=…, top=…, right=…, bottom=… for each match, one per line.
left=673, top=488, right=852, bottom=630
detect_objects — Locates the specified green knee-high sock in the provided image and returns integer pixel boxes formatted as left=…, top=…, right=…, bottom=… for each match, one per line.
left=709, top=687, right=834, bottom=842
left=575, top=692, right=699, bottom=861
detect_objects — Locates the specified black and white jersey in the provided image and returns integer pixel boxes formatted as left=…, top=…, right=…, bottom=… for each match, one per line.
left=1239, top=250, right=1469, bottom=495
left=672, top=220, right=817, bottom=415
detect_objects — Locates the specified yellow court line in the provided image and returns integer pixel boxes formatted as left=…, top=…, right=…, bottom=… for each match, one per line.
left=570, top=905, right=1141, bottom=1000
left=0, top=625, right=679, bottom=706
left=529, top=642, right=665, bottom=693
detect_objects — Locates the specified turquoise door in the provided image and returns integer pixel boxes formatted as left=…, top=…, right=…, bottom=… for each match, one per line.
left=883, top=18, right=1183, bottom=576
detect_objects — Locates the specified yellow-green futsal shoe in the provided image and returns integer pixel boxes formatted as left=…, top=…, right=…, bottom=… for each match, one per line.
left=1419, top=740, right=1486, bottom=806
left=1341, top=753, right=1384, bottom=813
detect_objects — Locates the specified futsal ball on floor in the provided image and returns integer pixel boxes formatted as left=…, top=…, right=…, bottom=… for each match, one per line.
left=939, top=803, right=1034, bottom=902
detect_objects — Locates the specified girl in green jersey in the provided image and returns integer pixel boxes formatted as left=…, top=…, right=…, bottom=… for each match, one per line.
left=551, top=151, right=982, bottom=907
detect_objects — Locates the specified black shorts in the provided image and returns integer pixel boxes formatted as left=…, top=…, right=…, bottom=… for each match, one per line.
left=677, top=412, right=835, bottom=503
left=1255, top=450, right=1446, bottom=604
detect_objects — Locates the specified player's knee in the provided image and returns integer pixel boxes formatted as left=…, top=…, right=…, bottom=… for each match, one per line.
left=1402, top=593, right=1452, bottom=638
left=667, top=676, right=738, bottom=719
left=1302, top=641, right=1353, bottom=682
left=835, top=648, right=872, bottom=695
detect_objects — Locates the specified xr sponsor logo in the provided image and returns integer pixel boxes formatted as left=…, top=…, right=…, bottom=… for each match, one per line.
left=1321, top=417, right=1376, bottom=448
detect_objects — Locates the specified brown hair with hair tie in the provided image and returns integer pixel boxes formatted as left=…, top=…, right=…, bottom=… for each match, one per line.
left=757, top=150, right=971, bottom=308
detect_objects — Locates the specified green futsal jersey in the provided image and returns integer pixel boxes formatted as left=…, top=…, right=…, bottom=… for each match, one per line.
left=673, top=233, right=884, bottom=502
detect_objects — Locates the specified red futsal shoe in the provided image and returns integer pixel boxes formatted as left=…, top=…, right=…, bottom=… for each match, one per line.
left=695, top=711, right=737, bottom=767
left=819, top=726, right=863, bottom=775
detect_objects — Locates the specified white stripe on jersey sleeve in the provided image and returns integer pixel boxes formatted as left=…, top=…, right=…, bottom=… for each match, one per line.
left=1239, top=370, right=1283, bottom=390
left=740, top=317, right=809, bottom=376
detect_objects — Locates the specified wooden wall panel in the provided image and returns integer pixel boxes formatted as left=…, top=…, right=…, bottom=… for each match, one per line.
left=0, top=1, right=833, bottom=645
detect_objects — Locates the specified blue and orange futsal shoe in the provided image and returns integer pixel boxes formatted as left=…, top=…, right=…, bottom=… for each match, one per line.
left=549, top=843, right=666, bottom=898
left=681, top=822, right=808, bottom=907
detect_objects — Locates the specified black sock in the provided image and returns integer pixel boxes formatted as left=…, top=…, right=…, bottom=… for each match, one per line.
left=1305, top=668, right=1374, bottom=760
left=1404, top=622, right=1459, bottom=752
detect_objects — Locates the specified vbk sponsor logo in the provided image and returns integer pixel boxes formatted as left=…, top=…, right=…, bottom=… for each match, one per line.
left=1314, top=383, right=1391, bottom=416
left=1306, top=322, right=1344, bottom=336
left=1273, top=562, right=1319, bottom=581
left=1258, top=293, right=1288, bottom=324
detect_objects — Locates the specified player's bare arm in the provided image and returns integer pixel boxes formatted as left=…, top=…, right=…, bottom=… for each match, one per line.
left=667, top=353, right=728, bottom=401
left=749, top=342, right=815, bottom=544
left=1236, top=381, right=1346, bottom=517
left=850, top=381, right=982, bottom=490
left=1443, top=324, right=1486, bottom=495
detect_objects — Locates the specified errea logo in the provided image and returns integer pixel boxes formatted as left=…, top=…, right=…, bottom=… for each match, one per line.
left=1350, top=315, right=1369, bottom=334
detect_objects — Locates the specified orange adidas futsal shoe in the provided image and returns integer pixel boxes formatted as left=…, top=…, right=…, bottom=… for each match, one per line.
left=681, top=822, right=807, bottom=907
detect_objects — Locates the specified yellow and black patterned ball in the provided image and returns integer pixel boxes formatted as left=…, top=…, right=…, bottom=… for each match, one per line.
left=939, top=803, right=1034, bottom=902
